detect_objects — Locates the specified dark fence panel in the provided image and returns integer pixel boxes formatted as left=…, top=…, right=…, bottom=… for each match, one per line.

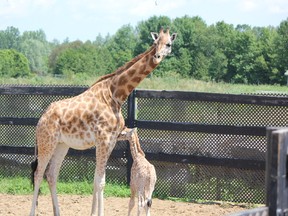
left=0, top=85, right=288, bottom=204
left=134, top=90, right=288, bottom=203
left=228, top=127, right=288, bottom=216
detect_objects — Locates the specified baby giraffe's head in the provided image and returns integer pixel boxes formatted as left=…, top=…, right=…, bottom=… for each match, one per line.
left=118, top=127, right=137, bottom=141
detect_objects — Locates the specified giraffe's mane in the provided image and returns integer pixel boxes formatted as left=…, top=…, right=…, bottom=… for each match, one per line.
left=90, top=44, right=156, bottom=87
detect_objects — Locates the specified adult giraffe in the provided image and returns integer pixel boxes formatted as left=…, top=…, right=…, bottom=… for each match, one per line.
left=30, top=27, right=177, bottom=216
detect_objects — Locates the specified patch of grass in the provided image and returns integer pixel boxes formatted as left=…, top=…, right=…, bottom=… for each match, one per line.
left=0, top=177, right=130, bottom=197
left=0, top=177, right=264, bottom=209
left=104, top=183, right=130, bottom=198
left=0, top=177, right=35, bottom=195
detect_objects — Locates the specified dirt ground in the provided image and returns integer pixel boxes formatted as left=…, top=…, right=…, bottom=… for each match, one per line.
left=0, top=194, right=247, bottom=216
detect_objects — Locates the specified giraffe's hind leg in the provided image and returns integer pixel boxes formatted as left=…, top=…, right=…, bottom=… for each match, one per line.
left=30, top=154, right=52, bottom=216
left=46, top=142, right=69, bottom=216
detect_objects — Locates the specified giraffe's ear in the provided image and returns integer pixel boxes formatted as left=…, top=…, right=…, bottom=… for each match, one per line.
left=124, top=127, right=136, bottom=135
left=131, top=127, right=138, bottom=133
left=171, top=33, right=177, bottom=42
left=151, top=32, right=159, bottom=41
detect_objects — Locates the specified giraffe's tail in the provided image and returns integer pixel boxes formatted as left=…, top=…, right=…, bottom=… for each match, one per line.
left=147, top=198, right=152, bottom=207
left=31, top=138, right=38, bottom=189
left=30, top=159, right=38, bottom=189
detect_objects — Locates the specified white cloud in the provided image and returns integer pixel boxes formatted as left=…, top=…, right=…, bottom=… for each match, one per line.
left=129, top=0, right=186, bottom=16
left=237, top=0, right=288, bottom=14
left=238, top=0, right=258, bottom=12
left=265, top=0, right=288, bottom=14
left=0, top=0, right=29, bottom=18
left=0, top=0, right=56, bottom=19
left=67, top=0, right=186, bottom=19
left=33, top=0, right=56, bottom=8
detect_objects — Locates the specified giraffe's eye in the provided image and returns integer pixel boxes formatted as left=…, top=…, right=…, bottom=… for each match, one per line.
left=166, top=43, right=171, bottom=48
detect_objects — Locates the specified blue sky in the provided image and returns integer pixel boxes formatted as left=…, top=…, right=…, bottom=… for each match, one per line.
left=0, top=0, right=287, bottom=42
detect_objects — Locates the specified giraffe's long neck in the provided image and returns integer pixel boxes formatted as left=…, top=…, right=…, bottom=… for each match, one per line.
left=129, top=133, right=144, bottom=160
left=110, top=46, right=158, bottom=104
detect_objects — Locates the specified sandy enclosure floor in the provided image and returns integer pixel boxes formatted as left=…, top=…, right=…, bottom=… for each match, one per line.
left=0, top=194, right=247, bottom=216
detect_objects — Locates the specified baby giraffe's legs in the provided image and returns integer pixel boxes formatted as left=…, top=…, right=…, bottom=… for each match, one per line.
left=128, top=187, right=136, bottom=216
left=145, top=205, right=151, bottom=216
left=137, top=194, right=145, bottom=216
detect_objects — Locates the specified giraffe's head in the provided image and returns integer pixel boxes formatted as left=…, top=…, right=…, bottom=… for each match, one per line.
left=118, top=127, right=137, bottom=140
left=151, top=27, right=177, bottom=64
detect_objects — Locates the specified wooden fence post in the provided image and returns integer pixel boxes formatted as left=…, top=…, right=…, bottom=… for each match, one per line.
left=266, top=127, right=288, bottom=216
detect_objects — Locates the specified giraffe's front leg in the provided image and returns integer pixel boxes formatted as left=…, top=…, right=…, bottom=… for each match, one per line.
left=91, top=169, right=105, bottom=216
left=91, top=139, right=115, bottom=216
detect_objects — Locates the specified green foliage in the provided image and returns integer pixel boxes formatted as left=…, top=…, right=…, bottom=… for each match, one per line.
left=19, top=30, right=51, bottom=75
left=107, top=24, right=137, bottom=69
left=1, top=16, right=288, bottom=85
left=274, top=18, right=288, bottom=82
left=175, top=48, right=192, bottom=77
left=0, top=26, right=21, bottom=50
left=0, top=49, right=31, bottom=78
left=50, top=40, right=113, bottom=77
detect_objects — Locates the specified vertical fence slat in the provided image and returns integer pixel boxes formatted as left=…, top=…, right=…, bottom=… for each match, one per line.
left=266, top=128, right=288, bottom=216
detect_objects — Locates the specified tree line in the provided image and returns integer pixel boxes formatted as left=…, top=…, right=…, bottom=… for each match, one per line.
left=0, top=15, right=288, bottom=85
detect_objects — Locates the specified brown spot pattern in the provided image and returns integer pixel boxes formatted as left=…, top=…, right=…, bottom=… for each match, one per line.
left=118, top=77, right=128, bottom=86
left=132, top=77, right=141, bottom=83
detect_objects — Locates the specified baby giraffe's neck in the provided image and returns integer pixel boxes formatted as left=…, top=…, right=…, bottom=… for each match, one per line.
left=129, top=133, right=145, bottom=160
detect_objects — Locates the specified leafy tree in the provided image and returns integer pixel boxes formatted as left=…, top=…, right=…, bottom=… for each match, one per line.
left=0, top=26, right=21, bottom=50
left=52, top=40, right=113, bottom=77
left=173, top=16, right=210, bottom=78
left=251, top=26, right=278, bottom=84
left=172, top=16, right=194, bottom=77
left=175, top=48, right=192, bottom=77
left=93, top=33, right=107, bottom=47
left=106, top=24, right=138, bottom=69
left=19, top=30, right=51, bottom=75
left=208, top=50, right=228, bottom=82
left=54, top=41, right=93, bottom=75
left=0, top=49, right=30, bottom=77
left=274, top=18, right=288, bottom=84
left=225, top=26, right=260, bottom=83
left=21, top=29, right=47, bottom=42
left=93, top=45, right=114, bottom=75
left=206, top=21, right=235, bottom=81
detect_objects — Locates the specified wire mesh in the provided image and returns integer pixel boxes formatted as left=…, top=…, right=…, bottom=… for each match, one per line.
left=136, top=97, right=287, bottom=126
left=150, top=160, right=265, bottom=203
left=0, top=86, right=287, bottom=205
left=134, top=94, right=287, bottom=204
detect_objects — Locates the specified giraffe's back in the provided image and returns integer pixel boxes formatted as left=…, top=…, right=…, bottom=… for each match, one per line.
left=36, top=85, right=125, bottom=151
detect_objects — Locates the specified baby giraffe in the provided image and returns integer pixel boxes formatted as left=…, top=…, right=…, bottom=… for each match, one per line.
left=118, top=127, right=157, bottom=216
